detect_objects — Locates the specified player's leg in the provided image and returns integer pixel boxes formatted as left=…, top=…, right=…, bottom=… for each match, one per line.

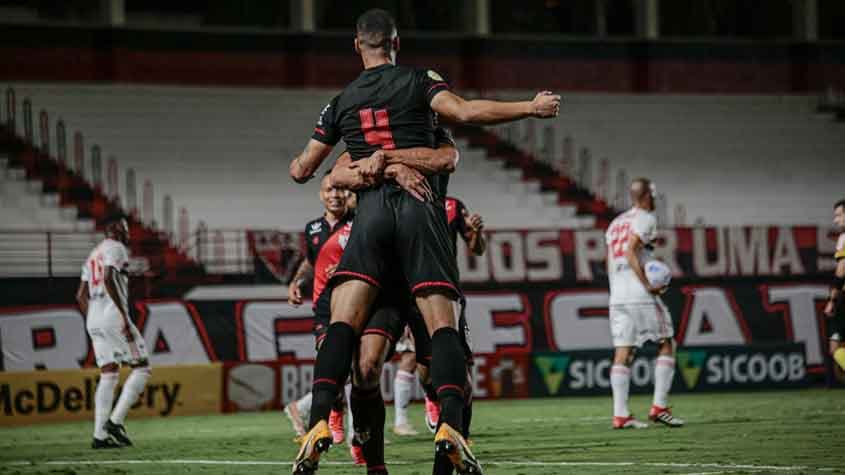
left=647, top=300, right=684, bottom=427
left=393, top=334, right=419, bottom=436
left=106, top=322, right=151, bottom=446
left=609, top=305, right=647, bottom=429
left=830, top=320, right=845, bottom=372
left=349, top=304, right=403, bottom=475
left=409, top=308, right=440, bottom=433
left=285, top=392, right=311, bottom=438
left=92, top=362, right=121, bottom=449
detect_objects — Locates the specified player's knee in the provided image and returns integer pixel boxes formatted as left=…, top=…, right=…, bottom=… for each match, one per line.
left=613, top=347, right=634, bottom=366
left=658, top=339, right=675, bottom=356
left=357, top=354, right=383, bottom=388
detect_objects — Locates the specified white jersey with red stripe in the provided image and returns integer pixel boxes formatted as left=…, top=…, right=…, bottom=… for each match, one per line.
left=605, top=207, right=658, bottom=306
left=81, top=238, right=130, bottom=321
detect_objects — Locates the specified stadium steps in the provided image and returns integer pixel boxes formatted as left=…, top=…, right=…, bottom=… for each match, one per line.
left=0, top=125, right=206, bottom=282
left=453, top=124, right=609, bottom=228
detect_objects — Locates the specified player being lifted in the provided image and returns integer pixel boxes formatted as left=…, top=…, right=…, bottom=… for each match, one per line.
left=823, top=199, right=845, bottom=374
left=288, top=9, right=560, bottom=474
left=604, top=179, right=684, bottom=429
left=75, top=216, right=151, bottom=449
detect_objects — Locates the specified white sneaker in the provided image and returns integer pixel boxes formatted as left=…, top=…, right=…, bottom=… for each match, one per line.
left=393, top=423, right=419, bottom=436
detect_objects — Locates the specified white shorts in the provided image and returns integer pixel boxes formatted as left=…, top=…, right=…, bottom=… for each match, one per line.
left=395, top=327, right=415, bottom=354
left=87, top=305, right=148, bottom=368
left=609, top=299, right=674, bottom=348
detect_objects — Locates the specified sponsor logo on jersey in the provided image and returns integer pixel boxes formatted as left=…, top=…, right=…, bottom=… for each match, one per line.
left=309, top=221, right=322, bottom=234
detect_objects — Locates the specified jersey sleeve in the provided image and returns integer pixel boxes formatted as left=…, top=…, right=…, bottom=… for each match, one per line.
left=418, top=68, right=452, bottom=105
left=434, top=127, right=456, bottom=147
left=631, top=213, right=657, bottom=245
left=305, top=223, right=318, bottom=265
left=311, top=96, right=342, bottom=146
left=102, top=243, right=129, bottom=270
left=836, top=234, right=845, bottom=260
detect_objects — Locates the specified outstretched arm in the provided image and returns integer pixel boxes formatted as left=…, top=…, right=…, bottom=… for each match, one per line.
left=430, top=90, right=561, bottom=125
left=290, top=139, right=334, bottom=183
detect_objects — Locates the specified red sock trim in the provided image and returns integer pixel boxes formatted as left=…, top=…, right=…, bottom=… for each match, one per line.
left=314, top=378, right=337, bottom=386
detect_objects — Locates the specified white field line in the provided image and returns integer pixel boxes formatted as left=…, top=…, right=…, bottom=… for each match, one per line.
left=1, top=459, right=835, bottom=472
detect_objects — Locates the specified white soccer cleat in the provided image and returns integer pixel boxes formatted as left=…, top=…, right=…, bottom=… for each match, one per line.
left=612, top=415, right=649, bottom=429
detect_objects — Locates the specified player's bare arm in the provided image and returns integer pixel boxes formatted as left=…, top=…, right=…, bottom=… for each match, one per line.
left=430, top=90, right=561, bottom=125
left=625, top=233, right=663, bottom=295
left=331, top=151, right=439, bottom=202
left=104, top=266, right=131, bottom=338
left=382, top=143, right=459, bottom=175
left=462, top=209, right=486, bottom=256
left=290, top=139, right=334, bottom=183
left=75, top=281, right=89, bottom=316
left=824, top=258, right=845, bottom=317
left=289, top=258, right=314, bottom=306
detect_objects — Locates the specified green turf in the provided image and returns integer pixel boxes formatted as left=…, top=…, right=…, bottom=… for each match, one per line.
left=1, top=389, right=843, bottom=474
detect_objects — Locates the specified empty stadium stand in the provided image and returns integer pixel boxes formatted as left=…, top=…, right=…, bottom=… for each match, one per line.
left=495, top=93, right=845, bottom=226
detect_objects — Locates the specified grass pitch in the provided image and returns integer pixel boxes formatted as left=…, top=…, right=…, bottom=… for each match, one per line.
left=1, top=389, right=843, bottom=474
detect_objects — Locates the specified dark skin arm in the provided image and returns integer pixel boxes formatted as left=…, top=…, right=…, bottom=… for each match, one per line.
left=104, top=266, right=132, bottom=339
left=75, top=281, right=89, bottom=315
left=353, top=143, right=459, bottom=181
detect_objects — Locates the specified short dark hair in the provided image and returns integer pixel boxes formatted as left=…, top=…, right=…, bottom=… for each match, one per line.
left=355, top=9, right=396, bottom=52
left=835, top=199, right=845, bottom=211
left=102, top=213, right=127, bottom=227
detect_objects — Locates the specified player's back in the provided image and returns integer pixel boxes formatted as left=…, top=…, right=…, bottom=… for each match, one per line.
left=320, top=64, right=442, bottom=161
left=605, top=208, right=656, bottom=304
left=82, top=238, right=129, bottom=318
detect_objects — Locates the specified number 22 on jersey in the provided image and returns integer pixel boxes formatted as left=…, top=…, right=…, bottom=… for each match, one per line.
left=609, top=222, right=631, bottom=258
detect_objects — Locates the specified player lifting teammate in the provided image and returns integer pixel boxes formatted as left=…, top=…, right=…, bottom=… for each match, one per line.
left=823, top=199, right=845, bottom=374
left=605, top=179, right=684, bottom=429
left=288, top=9, right=560, bottom=474
left=76, top=216, right=151, bottom=449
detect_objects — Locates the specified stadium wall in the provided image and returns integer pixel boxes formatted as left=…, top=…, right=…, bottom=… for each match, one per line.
left=1, top=25, right=844, bottom=92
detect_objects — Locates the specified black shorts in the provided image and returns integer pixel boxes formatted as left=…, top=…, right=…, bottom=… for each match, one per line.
left=410, top=298, right=473, bottom=367
left=312, top=283, right=408, bottom=354
left=331, top=185, right=460, bottom=299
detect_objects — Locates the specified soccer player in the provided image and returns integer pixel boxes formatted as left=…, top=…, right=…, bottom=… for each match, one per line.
left=604, top=179, right=684, bottom=429
left=823, top=199, right=845, bottom=373
left=289, top=9, right=560, bottom=474
left=417, top=197, right=486, bottom=435
left=285, top=173, right=354, bottom=442
left=75, top=216, right=151, bottom=449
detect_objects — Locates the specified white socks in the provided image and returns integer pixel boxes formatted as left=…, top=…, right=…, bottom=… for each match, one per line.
left=653, top=356, right=675, bottom=408
left=610, top=365, right=630, bottom=418
left=394, top=370, right=415, bottom=427
left=296, top=391, right=313, bottom=421
left=110, top=367, right=151, bottom=426
left=94, top=372, right=119, bottom=439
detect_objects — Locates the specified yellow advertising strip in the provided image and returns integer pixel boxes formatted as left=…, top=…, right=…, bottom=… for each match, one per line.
left=0, top=363, right=222, bottom=426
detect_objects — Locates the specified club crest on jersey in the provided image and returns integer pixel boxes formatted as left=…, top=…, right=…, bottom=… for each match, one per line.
left=427, top=70, right=443, bottom=81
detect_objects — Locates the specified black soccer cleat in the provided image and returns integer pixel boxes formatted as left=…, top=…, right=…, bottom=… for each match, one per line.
left=104, top=420, right=133, bottom=446
left=91, top=436, right=122, bottom=449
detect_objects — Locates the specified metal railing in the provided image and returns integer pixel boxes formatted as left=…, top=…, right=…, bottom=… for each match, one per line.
left=0, top=231, right=103, bottom=278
